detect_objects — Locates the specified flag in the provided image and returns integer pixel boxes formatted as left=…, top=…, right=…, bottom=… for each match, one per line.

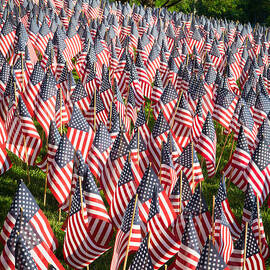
left=129, top=233, right=154, bottom=270
left=196, top=112, right=217, bottom=178
left=110, top=195, right=142, bottom=270
left=190, top=98, right=204, bottom=144
left=67, top=105, right=95, bottom=162
left=34, top=70, right=58, bottom=137
left=63, top=179, right=110, bottom=269
left=0, top=180, right=58, bottom=252
left=169, top=216, right=200, bottom=270
left=243, top=137, right=270, bottom=205
left=47, top=135, right=74, bottom=206
left=228, top=224, right=265, bottom=270
left=223, top=126, right=251, bottom=191
left=87, top=122, right=113, bottom=180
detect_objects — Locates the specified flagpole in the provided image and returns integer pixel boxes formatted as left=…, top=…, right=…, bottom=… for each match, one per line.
left=60, top=88, right=63, bottom=135
left=226, top=137, right=235, bottom=189
left=23, top=135, right=31, bottom=184
left=147, top=231, right=151, bottom=249
left=146, top=101, right=152, bottom=125
left=21, top=54, right=25, bottom=93
left=179, top=170, right=183, bottom=214
left=215, top=132, right=231, bottom=173
left=109, top=101, right=113, bottom=130
left=243, top=222, right=248, bottom=270
left=256, top=195, right=262, bottom=254
left=191, top=142, right=195, bottom=193
left=94, top=87, right=97, bottom=132
left=44, top=137, right=49, bottom=206
left=159, top=142, right=163, bottom=185
left=123, top=193, right=139, bottom=270
left=137, top=128, right=140, bottom=165
left=211, top=196, right=215, bottom=243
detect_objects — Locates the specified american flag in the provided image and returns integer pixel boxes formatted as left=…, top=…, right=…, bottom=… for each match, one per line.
left=40, top=39, right=55, bottom=72
left=34, top=70, right=58, bottom=137
left=253, top=92, right=270, bottom=127
left=213, top=197, right=234, bottom=264
left=37, top=121, right=62, bottom=173
left=151, top=70, right=164, bottom=105
left=146, top=186, right=180, bottom=269
left=35, top=20, right=53, bottom=55
left=67, top=105, right=95, bottom=162
left=110, top=158, right=139, bottom=228
left=130, top=61, right=144, bottom=108
left=0, top=138, right=12, bottom=176
left=228, top=224, right=265, bottom=270
left=153, top=81, right=178, bottom=122
left=66, top=22, right=82, bottom=59
left=110, top=195, right=142, bottom=270
left=146, top=42, right=160, bottom=82
left=172, top=94, right=193, bottom=149
left=47, top=134, right=74, bottom=206
left=83, top=166, right=113, bottom=246
left=169, top=172, right=192, bottom=215
left=175, top=143, right=204, bottom=189
left=0, top=61, right=10, bottom=96
left=182, top=187, right=212, bottom=250
left=134, top=105, right=150, bottom=146
left=87, top=122, right=113, bottom=180
left=196, top=112, right=217, bottom=178
left=242, top=184, right=270, bottom=260
left=0, top=212, right=63, bottom=270
left=99, top=65, right=113, bottom=112
left=0, top=180, right=58, bottom=253
left=213, top=80, right=238, bottom=131
left=223, top=126, right=251, bottom=191
left=160, top=141, right=177, bottom=196
left=190, top=97, right=204, bottom=144
left=129, top=233, right=154, bottom=270
left=243, top=137, right=270, bottom=205
left=99, top=130, right=129, bottom=204
left=0, top=17, right=15, bottom=58
left=196, top=237, right=230, bottom=270
left=126, top=86, right=137, bottom=130
left=55, top=88, right=70, bottom=129
left=63, top=179, right=110, bottom=269
left=169, top=216, right=200, bottom=270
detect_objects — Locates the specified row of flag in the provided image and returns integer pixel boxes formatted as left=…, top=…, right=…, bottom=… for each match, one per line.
left=0, top=0, right=270, bottom=268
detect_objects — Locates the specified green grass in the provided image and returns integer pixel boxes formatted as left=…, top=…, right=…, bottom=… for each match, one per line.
left=0, top=102, right=270, bottom=269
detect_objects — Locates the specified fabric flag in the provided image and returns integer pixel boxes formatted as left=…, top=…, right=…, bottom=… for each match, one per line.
left=0, top=17, right=16, bottom=58
left=175, top=143, right=204, bottom=189
left=196, top=112, right=217, bottom=178
left=37, top=121, right=61, bottom=173
left=63, top=179, right=110, bottom=269
left=0, top=180, right=58, bottom=252
left=196, top=237, right=230, bottom=270
left=228, top=224, right=265, bottom=270
left=87, top=122, right=113, bottom=180
left=151, top=70, right=163, bottom=105
left=190, top=98, right=204, bottom=145
left=110, top=195, right=142, bottom=270
left=34, top=70, right=58, bottom=137
left=182, top=187, right=212, bottom=250
left=169, top=216, right=200, bottom=270
left=243, top=137, right=270, bottom=205
left=129, top=233, right=154, bottom=270
left=0, top=213, right=63, bottom=269
left=47, top=134, right=74, bottom=206
left=223, top=126, right=251, bottom=191
left=67, top=105, right=94, bottom=162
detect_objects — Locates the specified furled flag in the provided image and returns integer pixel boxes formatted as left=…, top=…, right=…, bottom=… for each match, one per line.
left=63, top=179, right=110, bottom=269
left=196, top=237, right=230, bottom=270
left=151, top=70, right=164, bottom=105
left=0, top=180, right=58, bottom=252
left=228, top=224, right=265, bottom=270
left=182, top=187, right=212, bottom=250
left=34, top=70, right=58, bottom=137
left=243, top=137, right=270, bottom=205
left=129, top=233, right=154, bottom=270
left=190, top=97, right=204, bottom=144
left=169, top=216, right=200, bottom=270
left=37, top=121, right=62, bottom=173
left=66, top=105, right=94, bottom=161
left=47, top=135, right=74, bottom=206
left=223, top=126, right=251, bottom=191
left=87, top=122, right=113, bottom=181
left=175, top=143, right=204, bottom=190
left=134, top=105, right=150, bottom=146
left=196, top=112, right=217, bottom=178
left=110, top=195, right=142, bottom=270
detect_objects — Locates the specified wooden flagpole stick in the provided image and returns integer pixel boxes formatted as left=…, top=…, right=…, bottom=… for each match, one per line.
left=211, top=196, right=215, bottom=244
left=44, top=163, right=48, bottom=206
left=215, top=132, right=231, bottom=173
left=109, top=101, right=113, bottom=130
left=137, top=128, right=140, bottom=165
left=147, top=231, right=151, bottom=249
left=256, top=195, right=262, bottom=254
left=159, top=142, right=164, bottom=185
left=60, top=88, right=63, bottom=135
left=243, top=222, right=248, bottom=270
left=93, top=87, right=97, bottom=132
left=165, top=264, right=167, bottom=270
left=179, top=170, right=183, bottom=214
left=226, top=138, right=236, bottom=189
left=58, top=209, right=62, bottom=222
left=124, top=86, right=130, bottom=126
left=19, top=207, right=23, bottom=234
left=123, top=193, right=139, bottom=270
left=191, top=142, right=195, bottom=193
left=23, top=136, right=31, bottom=184
left=21, top=54, right=25, bottom=93
left=146, top=101, right=152, bottom=125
